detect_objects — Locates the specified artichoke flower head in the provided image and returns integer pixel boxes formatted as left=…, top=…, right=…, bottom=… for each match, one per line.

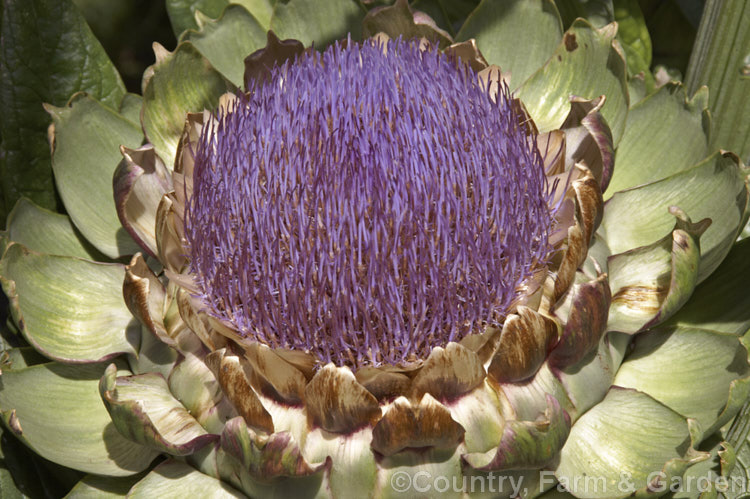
left=1, top=0, right=750, bottom=498
left=187, top=37, right=556, bottom=367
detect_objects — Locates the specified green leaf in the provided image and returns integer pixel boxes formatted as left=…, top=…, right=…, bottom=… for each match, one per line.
left=600, top=152, right=748, bottom=282
left=606, top=218, right=703, bottom=334
left=127, top=460, right=245, bottom=498
left=301, top=421, right=377, bottom=497
left=725, top=403, right=750, bottom=498
left=501, top=362, right=574, bottom=423
left=180, top=5, right=267, bottom=87
left=555, top=332, right=631, bottom=422
left=615, top=326, right=750, bottom=434
left=440, top=384, right=504, bottom=454
left=673, top=436, right=726, bottom=499
left=1, top=347, right=49, bottom=371
left=0, top=243, right=140, bottom=363
left=166, top=0, right=272, bottom=37
left=605, top=83, right=710, bottom=197
left=0, top=425, right=83, bottom=499
left=142, top=42, right=233, bottom=167
left=556, top=388, right=706, bottom=498
left=219, top=416, right=331, bottom=493
left=0, top=0, right=126, bottom=227
left=555, top=0, right=614, bottom=29
left=517, top=20, right=629, bottom=145
left=129, top=326, right=178, bottom=380
left=612, top=0, right=652, bottom=76
left=271, top=0, right=365, bottom=47
left=167, top=0, right=361, bottom=48
left=0, top=362, right=158, bottom=476
left=5, top=198, right=105, bottom=260
left=626, top=72, right=647, bottom=107
left=64, top=472, right=148, bottom=498
left=118, top=93, right=144, bottom=126
left=455, top=0, right=563, bottom=89
left=47, top=94, right=143, bottom=259
left=685, top=0, right=750, bottom=163
left=666, top=237, right=750, bottom=336
left=99, top=366, right=217, bottom=456
left=463, top=396, right=570, bottom=470
left=411, top=0, right=481, bottom=37
left=167, top=0, right=236, bottom=37
left=361, top=0, right=453, bottom=48
left=167, top=352, right=225, bottom=434
left=238, top=0, right=273, bottom=28
left=537, top=488, right=577, bottom=498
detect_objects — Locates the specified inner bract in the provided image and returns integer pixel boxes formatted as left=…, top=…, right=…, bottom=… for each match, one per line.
left=185, top=38, right=553, bottom=367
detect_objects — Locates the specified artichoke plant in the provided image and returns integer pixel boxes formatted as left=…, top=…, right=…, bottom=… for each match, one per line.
left=1, top=0, right=750, bottom=497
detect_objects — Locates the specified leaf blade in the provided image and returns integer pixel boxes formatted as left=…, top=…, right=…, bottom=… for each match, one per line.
left=0, top=0, right=126, bottom=226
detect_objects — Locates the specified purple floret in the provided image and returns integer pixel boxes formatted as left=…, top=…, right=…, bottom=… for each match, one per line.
left=185, top=38, right=553, bottom=367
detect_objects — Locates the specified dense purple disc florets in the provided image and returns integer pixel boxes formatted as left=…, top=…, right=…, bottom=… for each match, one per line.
left=185, top=38, right=553, bottom=367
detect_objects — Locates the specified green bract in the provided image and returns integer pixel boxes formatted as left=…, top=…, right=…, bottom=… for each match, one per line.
left=1, top=0, right=750, bottom=498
